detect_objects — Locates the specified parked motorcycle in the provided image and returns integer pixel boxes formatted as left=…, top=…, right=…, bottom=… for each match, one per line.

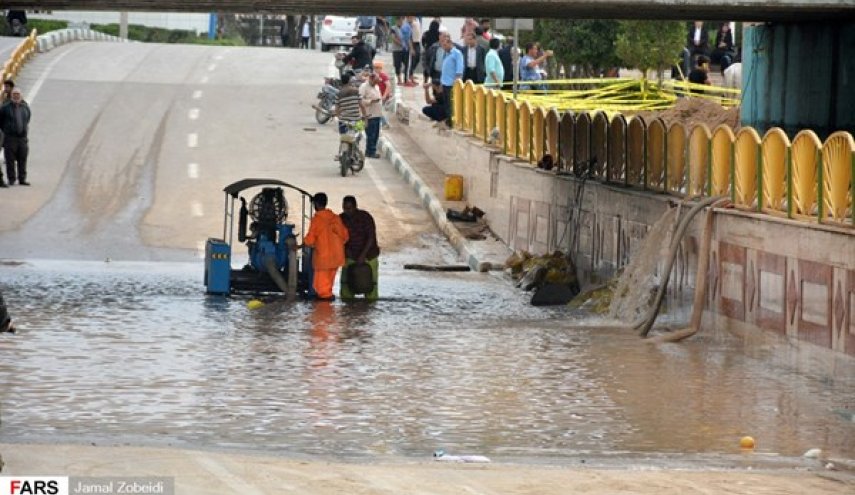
left=338, top=120, right=366, bottom=177
left=315, top=81, right=339, bottom=125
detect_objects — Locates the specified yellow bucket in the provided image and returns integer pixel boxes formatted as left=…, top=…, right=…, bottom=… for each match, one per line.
left=444, top=174, right=464, bottom=201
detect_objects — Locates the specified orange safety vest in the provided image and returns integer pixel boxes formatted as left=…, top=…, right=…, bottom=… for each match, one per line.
left=304, top=208, right=349, bottom=270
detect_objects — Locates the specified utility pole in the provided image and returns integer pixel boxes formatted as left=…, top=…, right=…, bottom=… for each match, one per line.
left=119, top=12, right=128, bottom=39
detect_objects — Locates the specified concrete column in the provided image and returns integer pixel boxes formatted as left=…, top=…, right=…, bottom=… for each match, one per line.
left=119, top=12, right=129, bottom=40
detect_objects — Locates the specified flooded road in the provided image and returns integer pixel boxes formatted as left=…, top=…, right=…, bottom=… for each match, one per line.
left=1, top=255, right=852, bottom=462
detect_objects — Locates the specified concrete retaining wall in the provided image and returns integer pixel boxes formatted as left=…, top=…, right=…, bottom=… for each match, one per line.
left=393, top=102, right=855, bottom=359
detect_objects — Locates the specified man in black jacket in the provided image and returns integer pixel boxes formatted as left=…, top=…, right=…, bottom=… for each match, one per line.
left=459, top=32, right=486, bottom=84
left=343, top=35, right=375, bottom=72
left=498, top=39, right=515, bottom=87
left=0, top=87, right=30, bottom=187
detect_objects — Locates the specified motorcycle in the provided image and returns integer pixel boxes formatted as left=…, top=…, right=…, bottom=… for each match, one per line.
left=337, top=120, right=366, bottom=177
left=314, top=81, right=339, bottom=125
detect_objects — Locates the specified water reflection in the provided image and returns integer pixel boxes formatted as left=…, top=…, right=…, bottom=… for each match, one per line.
left=0, top=261, right=852, bottom=462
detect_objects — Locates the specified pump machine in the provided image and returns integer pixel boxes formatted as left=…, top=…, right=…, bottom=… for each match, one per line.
left=205, top=179, right=315, bottom=296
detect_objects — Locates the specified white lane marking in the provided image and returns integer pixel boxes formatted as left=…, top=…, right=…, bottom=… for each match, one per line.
left=188, top=108, right=200, bottom=120
left=187, top=133, right=198, bottom=148
left=201, top=75, right=209, bottom=84
left=192, top=90, right=203, bottom=99
left=364, top=160, right=413, bottom=234
left=196, top=240, right=206, bottom=259
left=27, top=44, right=79, bottom=103
left=188, top=163, right=199, bottom=179
left=191, top=201, right=204, bottom=217
left=207, top=63, right=216, bottom=72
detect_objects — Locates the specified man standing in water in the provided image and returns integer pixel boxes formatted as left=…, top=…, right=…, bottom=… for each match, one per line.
left=303, top=193, right=349, bottom=300
left=339, top=195, right=379, bottom=301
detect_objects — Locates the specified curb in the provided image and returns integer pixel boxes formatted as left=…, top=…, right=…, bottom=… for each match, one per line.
left=378, top=135, right=492, bottom=273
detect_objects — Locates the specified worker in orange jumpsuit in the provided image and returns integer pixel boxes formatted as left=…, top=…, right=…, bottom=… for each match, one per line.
left=303, top=192, right=349, bottom=300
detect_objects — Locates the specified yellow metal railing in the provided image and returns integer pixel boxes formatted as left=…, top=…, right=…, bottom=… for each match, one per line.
left=1, top=29, right=38, bottom=82
left=445, top=79, right=854, bottom=227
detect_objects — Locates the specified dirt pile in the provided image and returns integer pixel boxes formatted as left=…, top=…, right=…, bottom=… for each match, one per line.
left=635, top=97, right=740, bottom=130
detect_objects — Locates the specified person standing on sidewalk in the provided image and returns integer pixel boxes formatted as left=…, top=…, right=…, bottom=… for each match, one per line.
left=300, top=19, right=311, bottom=49
left=339, top=195, right=380, bottom=301
left=484, top=38, right=505, bottom=88
left=0, top=88, right=31, bottom=187
left=407, top=16, right=422, bottom=86
left=439, top=32, right=463, bottom=127
left=390, top=17, right=407, bottom=85
left=359, top=72, right=383, bottom=158
left=303, top=193, right=349, bottom=301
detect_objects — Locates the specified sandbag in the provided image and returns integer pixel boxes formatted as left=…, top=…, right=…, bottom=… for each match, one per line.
left=347, top=262, right=374, bottom=295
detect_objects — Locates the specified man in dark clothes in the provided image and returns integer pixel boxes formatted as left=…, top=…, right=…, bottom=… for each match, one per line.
left=339, top=195, right=380, bottom=300
left=0, top=87, right=31, bottom=187
left=343, top=35, right=375, bottom=72
left=0, top=289, right=14, bottom=333
left=498, top=39, right=515, bottom=87
left=688, top=55, right=711, bottom=92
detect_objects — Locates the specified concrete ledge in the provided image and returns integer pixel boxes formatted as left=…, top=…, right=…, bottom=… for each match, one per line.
left=378, top=135, right=497, bottom=273
left=37, top=28, right=127, bottom=53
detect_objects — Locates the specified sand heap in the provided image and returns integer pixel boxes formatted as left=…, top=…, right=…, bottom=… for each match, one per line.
left=635, top=97, right=740, bottom=131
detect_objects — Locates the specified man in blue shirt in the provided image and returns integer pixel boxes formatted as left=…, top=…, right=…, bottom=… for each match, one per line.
left=400, top=20, right=413, bottom=85
left=439, top=32, right=463, bottom=126
left=520, top=42, right=552, bottom=91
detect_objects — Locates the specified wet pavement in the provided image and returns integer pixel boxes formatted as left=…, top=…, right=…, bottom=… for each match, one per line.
left=1, top=253, right=853, bottom=463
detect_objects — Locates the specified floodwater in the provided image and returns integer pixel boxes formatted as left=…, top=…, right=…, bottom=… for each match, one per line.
left=0, top=257, right=853, bottom=464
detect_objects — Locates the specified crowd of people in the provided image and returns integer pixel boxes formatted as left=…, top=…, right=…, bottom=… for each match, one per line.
left=0, top=79, right=32, bottom=188
left=677, top=21, right=739, bottom=83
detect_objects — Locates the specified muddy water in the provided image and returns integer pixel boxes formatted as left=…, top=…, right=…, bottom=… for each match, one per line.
left=0, top=260, right=853, bottom=462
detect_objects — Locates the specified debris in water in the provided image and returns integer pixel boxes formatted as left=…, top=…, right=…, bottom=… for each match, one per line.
left=247, top=299, right=265, bottom=310
left=740, top=436, right=755, bottom=449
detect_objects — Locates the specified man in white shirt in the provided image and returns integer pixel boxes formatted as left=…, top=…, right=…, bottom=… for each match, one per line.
left=359, top=73, right=384, bottom=158
left=407, top=16, right=423, bottom=85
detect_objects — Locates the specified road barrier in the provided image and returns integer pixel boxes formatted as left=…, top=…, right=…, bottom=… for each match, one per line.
left=1, top=29, right=38, bottom=83
left=449, top=79, right=854, bottom=227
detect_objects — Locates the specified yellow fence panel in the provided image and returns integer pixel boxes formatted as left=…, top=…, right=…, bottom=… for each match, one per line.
left=647, top=118, right=666, bottom=191
left=711, top=125, right=735, bottom=197
left=734, top=128, right=761, bottom=209
left=627, top=116, right=646, bottom=187
left=761, top=128, right=790, bottom=215
left=791, top=130, right=822, bottom=218
left=688, top=124, right=711, bottom=197
left=667, top=123, right=688, bottom=196
left=592, top=111, right=609, bottom=179
left=505, top=100, right=519, bottom=157
left=518, top=101, right=533, bottom=162
left=452, top=80, right=465, bottom=130
left=821, top=131, right=854, bottom=225
left=608, top=114, right=627, bottom=183
left=486, top=90, right=498, bottom=142
left=532, top=107, right=547, bottom=164
left=494, top=92, right=506, bottom=148
left=575, top=112, right=592, bottom=174
left=463, top=81, right=476, bottom=134
left=559, top=112, right=575, bottom=171
left=546, top=109, right=561, bottom=162
left=474, top=86, right=487, bottom=141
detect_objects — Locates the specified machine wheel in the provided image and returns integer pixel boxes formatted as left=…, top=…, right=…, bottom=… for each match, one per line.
left=321, top=43, right=329, bottom=52
left=315, top=102, right=332, bottom=124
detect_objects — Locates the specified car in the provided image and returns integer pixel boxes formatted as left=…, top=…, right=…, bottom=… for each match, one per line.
left=319, top=15, right=357, bottom=52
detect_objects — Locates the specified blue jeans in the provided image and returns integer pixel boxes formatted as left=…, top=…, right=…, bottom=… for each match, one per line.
left=365, top=117, right=381, bottom=156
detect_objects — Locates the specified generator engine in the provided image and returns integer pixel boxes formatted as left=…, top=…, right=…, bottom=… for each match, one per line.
left=238, top=187, right=294, bottom=273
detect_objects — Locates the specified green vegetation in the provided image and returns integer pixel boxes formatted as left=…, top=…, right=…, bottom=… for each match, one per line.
left=533, top=19, right=621, bottom=78
left=24, top=19, right=69, bottom=34
left=89, top=23, right=245, bottom=45
left=615, top=20, right=685, bottom=80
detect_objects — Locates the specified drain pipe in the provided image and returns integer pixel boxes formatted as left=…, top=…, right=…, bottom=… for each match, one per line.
left=634, top=196, right=728, bottom=338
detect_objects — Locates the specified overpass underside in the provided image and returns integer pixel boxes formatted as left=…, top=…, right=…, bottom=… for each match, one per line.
left=4, top=0, right=855, bottom=21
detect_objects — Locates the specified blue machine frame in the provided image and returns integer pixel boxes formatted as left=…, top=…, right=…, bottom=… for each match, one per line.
left=204, top=178, right=315, bottom=296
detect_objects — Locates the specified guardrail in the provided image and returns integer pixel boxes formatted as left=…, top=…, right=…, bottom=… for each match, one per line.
left=449, top=80, right=854, bottom=227
left=1, top=28, right=128, bottom=84
left=1, top=29, right=38, bottom=82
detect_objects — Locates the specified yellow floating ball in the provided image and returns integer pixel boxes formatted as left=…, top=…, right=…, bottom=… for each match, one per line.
left=247, top=299, right=265, bottom=310
left=740, top=436, right=755, bottom=449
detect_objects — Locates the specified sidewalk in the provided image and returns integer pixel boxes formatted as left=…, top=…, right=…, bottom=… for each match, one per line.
left=378, top=76, right=512, bottom=273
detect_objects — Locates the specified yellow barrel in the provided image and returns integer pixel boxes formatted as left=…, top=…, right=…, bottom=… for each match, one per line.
left=444, top=174, right=464, bottom=201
